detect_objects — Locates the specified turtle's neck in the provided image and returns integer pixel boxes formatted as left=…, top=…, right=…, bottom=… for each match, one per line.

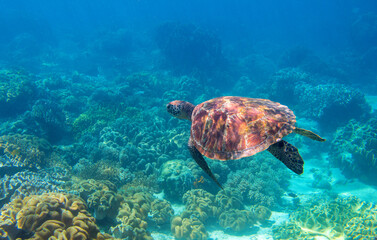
left=183, top=102, right=195, bottom=121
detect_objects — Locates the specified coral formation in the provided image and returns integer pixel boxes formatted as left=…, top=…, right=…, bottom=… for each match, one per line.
left=267, top=68, right=370, bottom=130
left=171, top=215, right=208, bottom=240
left=0, top=193, right=112, bottom=240
left=150, top=198, right=174, bottom=227
left=173, top=189, right=271, bottom=237
left=0, top=134, right=52, bottom=170
left=31, top=99, right=68, bottom=143
left=110, top=191, right=153, bottom=240
left=226, top=152, right=290, bottom=207
left=158, top=159, right=194, bottom=200
left=273, top=196, right=377, bottom=240
left=0, top=69, right=36, bottom=117
left=87, top=190, right=122, bottom=221
left=0, top=170, right=65, bottom=208
left=331, top=118, right=377, bottom=184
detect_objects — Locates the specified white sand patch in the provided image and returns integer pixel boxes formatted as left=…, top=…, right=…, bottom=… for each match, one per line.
left=365, top=95, right=377, bottom=113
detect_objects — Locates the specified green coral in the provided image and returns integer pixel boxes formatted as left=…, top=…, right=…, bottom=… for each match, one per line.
left=331, top=118, right=377, bottom=183
left=273, top=196, right=377, bottom=240
left=72, top=106, right=120, bottom=139
left=0, top=69, right=35, bottom=115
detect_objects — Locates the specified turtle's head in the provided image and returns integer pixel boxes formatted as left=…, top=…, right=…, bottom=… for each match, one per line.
left=167, top=100, right=195, bottom=121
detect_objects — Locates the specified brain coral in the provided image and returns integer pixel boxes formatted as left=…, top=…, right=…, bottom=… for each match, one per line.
left=171, top=215, right=208, bottom=240
left=331, top=118, right=377, bottom=184
left=0, top=193, right=112, bottom=240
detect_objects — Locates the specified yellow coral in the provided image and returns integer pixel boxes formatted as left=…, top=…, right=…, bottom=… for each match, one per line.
left=0, top=193, right=112, bottom=240
left=171, top=216, right=208, bottom=240
left=0, top=134, right=51, bottom=169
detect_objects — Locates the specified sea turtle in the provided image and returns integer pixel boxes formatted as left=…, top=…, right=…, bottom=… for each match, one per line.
left=167, top=96, right=326, bottom=189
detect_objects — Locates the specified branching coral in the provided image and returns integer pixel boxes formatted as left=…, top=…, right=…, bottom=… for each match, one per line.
left=331, top=118, right=377, bottom=184
left=0, top=193, right=112, bottom=240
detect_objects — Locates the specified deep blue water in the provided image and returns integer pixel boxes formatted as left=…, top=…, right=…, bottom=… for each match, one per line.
left=0, top=1, right=377, bottom=239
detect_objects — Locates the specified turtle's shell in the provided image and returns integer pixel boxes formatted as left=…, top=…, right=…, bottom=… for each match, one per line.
left=191, top=96, right=296, bottom=160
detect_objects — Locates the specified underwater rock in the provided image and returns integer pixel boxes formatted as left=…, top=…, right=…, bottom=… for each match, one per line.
left=0, top=193, right=112, bottom=240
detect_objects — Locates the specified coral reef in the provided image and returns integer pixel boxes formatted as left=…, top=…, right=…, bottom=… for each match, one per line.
left=267, top=68, right=370, bottom=131
left=225, top=152, right=290, bottom=208
left=331, top=118, right=377, bottom=184
left=0, top=134, right=52, bottom=170
left=173, top=189, right=271, bottom=237
left=87, top=190, right=123, bottom=221
left=0, top=193, right=112, bottom=240
left=158, top=159, right=194, bottom=200
left=273, top=196, right=377, bottom=240
left=0, top=69, right=36, bottom=117
left=171, top=215, right=208, bottom=240
left=0, top=170, right=65, bottom=208
left=31, top=99, right=68, bottom=143
left=110, top=191, right=154, bottom=240
left=150, top=198, right=174, bottom=227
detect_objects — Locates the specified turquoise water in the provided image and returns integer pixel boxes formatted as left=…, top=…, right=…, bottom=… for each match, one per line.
left=0, top=1, right=376, bottom=239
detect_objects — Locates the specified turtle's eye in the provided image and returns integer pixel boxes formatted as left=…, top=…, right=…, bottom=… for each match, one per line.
left=167, top=103, right=181, bottom=117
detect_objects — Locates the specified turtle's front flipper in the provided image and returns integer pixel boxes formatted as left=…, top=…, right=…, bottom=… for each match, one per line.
left=188, top=141, right=224, bottom=190
left=267, top=140, right=304, bottom=174
left=293, top=127, right=326, bottom=142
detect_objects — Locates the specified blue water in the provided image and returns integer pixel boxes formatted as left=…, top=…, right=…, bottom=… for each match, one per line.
left=0, top=1, right=377, bottom=239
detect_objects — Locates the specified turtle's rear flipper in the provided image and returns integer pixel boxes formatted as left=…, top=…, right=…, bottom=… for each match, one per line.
left=293, top=127, right=326, bottom=142
left=188, top=142, right=224, bottom=190
left=267, top=140, right=304, bottom=174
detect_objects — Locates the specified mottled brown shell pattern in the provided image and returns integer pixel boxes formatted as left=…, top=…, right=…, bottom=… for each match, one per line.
left=191, top=96, right=296, bottom=160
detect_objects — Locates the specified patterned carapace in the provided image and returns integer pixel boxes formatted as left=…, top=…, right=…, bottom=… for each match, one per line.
left=190, top=96, right=296, bottom=160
